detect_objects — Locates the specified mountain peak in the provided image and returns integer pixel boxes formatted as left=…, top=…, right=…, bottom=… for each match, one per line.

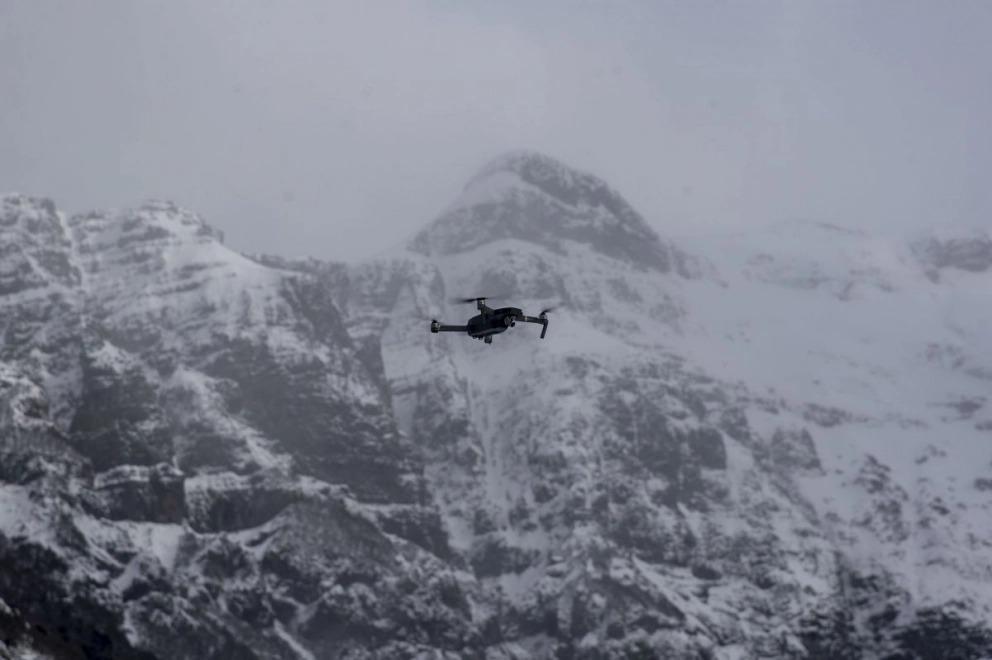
left=467, top=149, right=590, bottom=193
left=409, top=151, right=691, bottom=273
left=70, top=200, right=225, bottom=249
left=462, top=150, right=652, bottom=231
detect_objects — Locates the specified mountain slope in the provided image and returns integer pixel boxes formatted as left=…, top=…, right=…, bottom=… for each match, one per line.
left=323, top=153, right=992, bottom=658
left=0, top=195, right=476, bottom=659
left=2, top=151, right=991, bottom=659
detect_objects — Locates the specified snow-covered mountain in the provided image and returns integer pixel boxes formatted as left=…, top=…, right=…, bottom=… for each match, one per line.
left=2, top=151, right=991, bottom=658
left=0, top=196, right=470, bottom=659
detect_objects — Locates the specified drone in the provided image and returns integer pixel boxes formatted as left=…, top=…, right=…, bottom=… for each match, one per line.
left=430, top=297, right=551, bottom=344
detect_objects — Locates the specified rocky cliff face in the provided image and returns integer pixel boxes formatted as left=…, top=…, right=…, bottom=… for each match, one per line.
left=2, top=152, right=991, bottom=659
left=0, top=196, right=473, bottom=659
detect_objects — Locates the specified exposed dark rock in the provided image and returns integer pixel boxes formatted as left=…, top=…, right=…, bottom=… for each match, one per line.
left=471, top=537, right=540, bottom=577
left=765, top=427, right=822, bottom=473
left=95, top=463, right=186, bottom=523
left=893, top=608, right=992, bottom=659
left=204, top=337, right=415, bottom=503
left=184, top=472, right=301, bottom=532
left=914, top=232, right=992, bottom=277
left=69, top=350, right=171, bottom=471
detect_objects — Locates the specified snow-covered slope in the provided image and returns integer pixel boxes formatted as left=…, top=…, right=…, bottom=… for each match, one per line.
left=2, top=151, right=991, bottom=659
left=322, top=154, right=992, bottom=658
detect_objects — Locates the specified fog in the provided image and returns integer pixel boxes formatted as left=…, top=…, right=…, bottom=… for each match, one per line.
left=2, top=0, right=990, bottom=260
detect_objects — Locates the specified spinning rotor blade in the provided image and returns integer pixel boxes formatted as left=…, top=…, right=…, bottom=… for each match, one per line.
left=450, top=293, right=511, bottom=305
left=539, top=306, right=558, bottom=316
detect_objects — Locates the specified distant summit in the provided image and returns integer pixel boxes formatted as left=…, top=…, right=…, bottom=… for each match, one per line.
left=409, top=151, right=698, bottom=275
left=466, top=150, right=646, bottom=223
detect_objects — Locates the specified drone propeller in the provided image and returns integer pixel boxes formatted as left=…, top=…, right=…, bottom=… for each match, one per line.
left=539, top=306, right=558, bottom=316
left=450, top=294, right=510, bottom=305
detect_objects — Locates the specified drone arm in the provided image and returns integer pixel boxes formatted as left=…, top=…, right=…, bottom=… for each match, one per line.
left=516, top=315, right=549, bottom=339
left=430, top=320, right=468, bottom=333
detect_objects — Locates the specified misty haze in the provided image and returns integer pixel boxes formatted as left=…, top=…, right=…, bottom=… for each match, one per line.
left=1, top=2, right=991, bottom=659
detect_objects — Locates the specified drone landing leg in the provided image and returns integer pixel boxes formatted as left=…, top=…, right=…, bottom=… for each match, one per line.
left=517, top=315, right=550, bottom=338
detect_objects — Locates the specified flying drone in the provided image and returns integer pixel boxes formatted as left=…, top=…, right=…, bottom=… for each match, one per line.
left=430, top=297, right=552, bottom=344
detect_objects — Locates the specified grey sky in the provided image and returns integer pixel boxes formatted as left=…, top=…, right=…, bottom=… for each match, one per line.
left=1, top=1, right=990, bottom=261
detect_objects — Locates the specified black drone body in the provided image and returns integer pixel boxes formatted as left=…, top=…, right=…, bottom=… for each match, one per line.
left=430, top=298, right=550, bottom=345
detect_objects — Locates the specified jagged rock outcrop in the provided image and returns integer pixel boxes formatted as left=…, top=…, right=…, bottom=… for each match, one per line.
left=913, top=227, right=992, bottom=280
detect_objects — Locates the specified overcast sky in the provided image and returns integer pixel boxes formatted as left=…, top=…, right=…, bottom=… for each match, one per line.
left=1, top=1, right=990, bottom=260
